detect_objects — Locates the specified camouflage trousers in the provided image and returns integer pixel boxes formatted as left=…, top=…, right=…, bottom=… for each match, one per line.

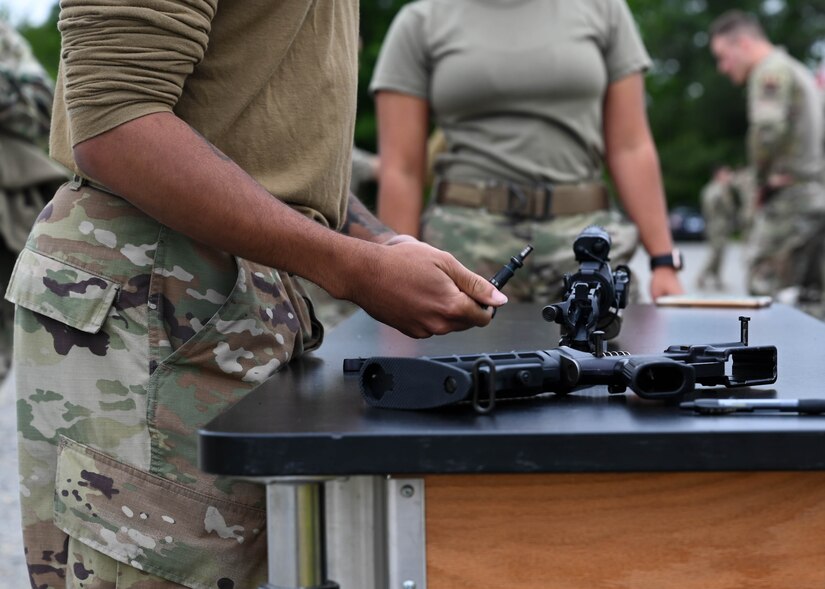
left=697, top=229, right=729, bottom=289
left=421, top=204, right=640, bottom=304
left=298, top=279, right=358, bottom=331
left=747, top=184, right=825, bottom=318
left=8, top=183, right=322, bottom=589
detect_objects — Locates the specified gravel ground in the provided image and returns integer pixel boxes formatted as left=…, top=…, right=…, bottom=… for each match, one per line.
left=0, top=241, right=747, bottom=588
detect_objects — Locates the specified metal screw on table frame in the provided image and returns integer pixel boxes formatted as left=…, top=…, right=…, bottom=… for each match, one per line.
left=400, top=484, right=415, bottom=498
left=387, top=479, right=427, bottom=589
left=403, top=581, right=417, bottom=589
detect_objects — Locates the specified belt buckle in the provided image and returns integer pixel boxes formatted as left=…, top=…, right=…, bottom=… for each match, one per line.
left=506, top=184, right=530, bottom=219
left=540, top=183, right=554, bottom=220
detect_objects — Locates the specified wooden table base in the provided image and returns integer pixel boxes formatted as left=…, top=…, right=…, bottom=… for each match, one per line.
left=426, top=472, right=825, bottom=589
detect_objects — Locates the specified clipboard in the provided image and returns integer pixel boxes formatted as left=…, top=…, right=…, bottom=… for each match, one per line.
left=654, top=295, right=773, bottom=309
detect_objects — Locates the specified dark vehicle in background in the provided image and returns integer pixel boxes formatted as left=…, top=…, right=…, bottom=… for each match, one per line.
left=669, top=206, right=705, bottom=241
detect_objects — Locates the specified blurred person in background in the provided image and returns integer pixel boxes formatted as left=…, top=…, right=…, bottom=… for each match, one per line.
left=710, top=10, right=825, bottom=316
left=371, top=0, right=684, bottom=304
left=0, top=18, right=67, bottom=378
left=731, top=166, right=758, bottom=238
left=817, top=61, right=825, bottom=179
left=697, top=165, right=736, bottom=291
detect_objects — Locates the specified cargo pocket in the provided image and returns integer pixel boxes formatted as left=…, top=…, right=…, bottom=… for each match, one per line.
left=54, top=436, right=267, bottom=589
left=5, top=247, right=119, bottom=333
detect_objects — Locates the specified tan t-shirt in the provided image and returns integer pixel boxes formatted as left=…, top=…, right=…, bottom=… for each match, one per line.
left=370, top=0, right=650, bottom=185
left=50, top=0, right=359, bottom=229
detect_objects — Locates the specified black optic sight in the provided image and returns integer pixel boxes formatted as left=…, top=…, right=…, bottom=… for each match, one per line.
left=541, top=225, right=631, bottom=353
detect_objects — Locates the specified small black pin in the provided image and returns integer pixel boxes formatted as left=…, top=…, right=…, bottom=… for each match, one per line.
left=484, top=245, right=533, bottom=315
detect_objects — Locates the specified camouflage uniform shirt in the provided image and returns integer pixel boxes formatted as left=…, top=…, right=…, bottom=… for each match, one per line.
left=745, top=48, right=825, bottom=305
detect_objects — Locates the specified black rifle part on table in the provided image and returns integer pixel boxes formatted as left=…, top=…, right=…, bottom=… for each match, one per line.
left=542, top=225, right=631, bottom=352
left=344, top=316, right=777, bottom=412
left=199, top=304, right=825, bottom=477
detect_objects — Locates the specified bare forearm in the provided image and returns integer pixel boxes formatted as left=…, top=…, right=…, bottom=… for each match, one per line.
left=342, top=193, right=396, bottom=243
left=74, top=112, right=361, bottom=298
left=376, top=170, right=425, bottom=238
left=73, top=111, right=508, bottom=338
left=608, top=142, right=674, bottom=256
left=374, top=92, right=429, bottom=238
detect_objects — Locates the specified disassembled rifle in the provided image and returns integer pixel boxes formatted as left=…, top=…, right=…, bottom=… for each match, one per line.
left=343, top=227, right=778, bottom=413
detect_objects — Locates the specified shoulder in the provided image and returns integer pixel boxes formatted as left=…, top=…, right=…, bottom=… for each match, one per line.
left=384, top=0, right=440, bottom=39
left=384, top=0, right=464, bottom=52
left=576, top=0, right=643, bottom=46
left=393, top=0, right=450, bottom=24
left=750, top=52, right=795, bottom=97
left=581, top=0, right=636, bottom=23
left=752, top=51, right=794, bottom=84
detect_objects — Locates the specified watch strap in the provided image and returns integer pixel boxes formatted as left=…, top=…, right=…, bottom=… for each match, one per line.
left=650, top=250, right=683, bottom=271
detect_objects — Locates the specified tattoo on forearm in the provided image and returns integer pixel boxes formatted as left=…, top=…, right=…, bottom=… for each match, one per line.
left=342, top=194, right=395, bottom=241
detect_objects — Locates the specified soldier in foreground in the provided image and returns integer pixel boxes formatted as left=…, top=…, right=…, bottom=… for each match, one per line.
left=6, top=2, right=507, bottom=588
left=710, top=10, right=825, bottom=316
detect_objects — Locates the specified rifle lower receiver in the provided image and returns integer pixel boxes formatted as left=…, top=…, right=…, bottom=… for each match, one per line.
left=346, top=341, right=777, bottom=412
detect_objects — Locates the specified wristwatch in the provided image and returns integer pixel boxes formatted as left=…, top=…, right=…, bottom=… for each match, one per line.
left=649, top=250, right=683, bottom=271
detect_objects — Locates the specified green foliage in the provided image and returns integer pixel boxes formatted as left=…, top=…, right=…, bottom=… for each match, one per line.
left=15, top=0, right=825, bottom=207
left=631, top=0, right=825, bottom=205
left=357, top=0, right=409, bottom=151
left=18, top=2, right=60, bottom=80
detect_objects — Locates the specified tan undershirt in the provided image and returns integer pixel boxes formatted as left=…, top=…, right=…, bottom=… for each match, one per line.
left=50, top=0, right=359, bottom=229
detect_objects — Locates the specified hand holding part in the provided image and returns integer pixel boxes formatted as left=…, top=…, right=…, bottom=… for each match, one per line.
left=483, top=244, right=533, bottom=314
left=346, top=240, right=506, bottom=338
left=490, top=244, right=534, bottom=290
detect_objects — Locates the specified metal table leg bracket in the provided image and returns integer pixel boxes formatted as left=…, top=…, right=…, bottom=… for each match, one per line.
left=260, top=476, right=340, bottom=589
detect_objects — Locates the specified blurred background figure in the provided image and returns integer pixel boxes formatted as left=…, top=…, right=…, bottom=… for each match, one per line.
left=817, top=60, right=825, bottom=176
left=350, top=145, right=380, bottom=200
left=0, top=18, right=66, bottom=376
left=370, top=0, right=683, bottom=304
left=730, top=166, right=758, bottom=239
left=710, top=10, right=825, bottom=318
left=697, top=165, right=736, bottom=291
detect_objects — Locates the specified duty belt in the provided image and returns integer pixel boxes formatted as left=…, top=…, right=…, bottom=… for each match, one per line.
left=434, top=178, right=609, bottom=220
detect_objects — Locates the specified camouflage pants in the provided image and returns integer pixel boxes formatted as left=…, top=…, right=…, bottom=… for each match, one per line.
left=698, top=229, right=729, bottom=288
left=65, top=538, right=188, bottom=588
left=421, top=204, right=640, bottom=304
left=298, top=278, right=359, bottom=331
left=747, top=184, right=825, bottom=316
left=9, top=183, right=322, bottom=589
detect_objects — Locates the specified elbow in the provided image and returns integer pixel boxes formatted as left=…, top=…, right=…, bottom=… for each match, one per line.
left=72, top=137, right=107, bottom=182
left=607, top=138, right=658, bottom=167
